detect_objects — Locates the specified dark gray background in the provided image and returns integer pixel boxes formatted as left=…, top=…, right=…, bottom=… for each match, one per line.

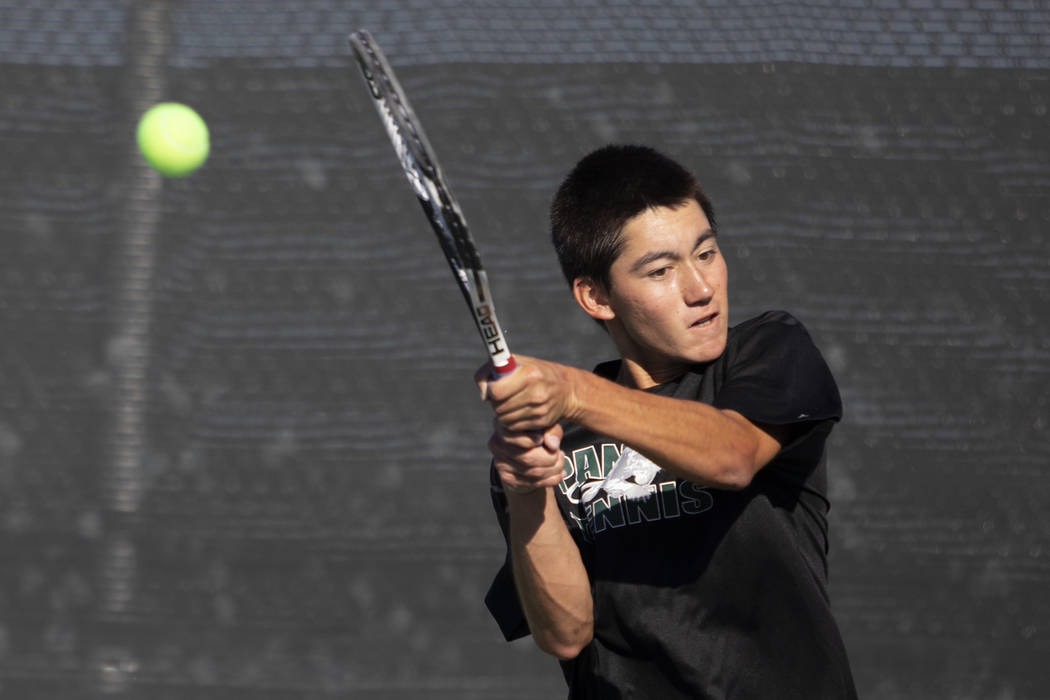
left=1, top=1, right=1048, bottom=698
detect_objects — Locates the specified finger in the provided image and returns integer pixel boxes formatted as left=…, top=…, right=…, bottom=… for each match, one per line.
left=484, top=359, right=548, bottom=407
left=496, top=464, right=563, bottom=485
left=491, top=423, right=536, bottom=451
left=496, top=409, right=558, bottom=435
left=511, top=470, right=565, bottom=491
left=488, top=437, right=563, bottom=474
left=474, top=362, right=492, bottom=400
left=492, top=419, right=549, bottom=449
left=494, top=457, right=564, bottom=489
left=490, top=436, right=564, bottom=471
left=542, top=423, right=563, bottom=452
left=537, top=469, right=566, bottom=488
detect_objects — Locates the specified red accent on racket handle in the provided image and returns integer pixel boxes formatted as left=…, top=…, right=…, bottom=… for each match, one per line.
left=492, top=355, right=517, bottom=377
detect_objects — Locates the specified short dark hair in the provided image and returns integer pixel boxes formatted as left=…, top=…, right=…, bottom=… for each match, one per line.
left=550, top=145, right=717, bottom=288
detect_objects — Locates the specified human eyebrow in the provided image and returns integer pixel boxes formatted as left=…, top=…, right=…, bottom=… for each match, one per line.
left=629, top=249, right=678, bottom=274
left=628, top=229, right=717, bottom=274
left=692, top=229, right=717, bottom=251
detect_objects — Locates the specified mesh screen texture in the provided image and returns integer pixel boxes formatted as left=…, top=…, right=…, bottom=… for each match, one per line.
left=1, top=0, right=1049, bottom=67
left=1, top=1, right=1047, bottom=698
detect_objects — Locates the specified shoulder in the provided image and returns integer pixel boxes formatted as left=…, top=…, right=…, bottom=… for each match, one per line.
left=730, top=309, right=805, bottom=338
left=716, top=309, right=841, bottom=423
left=726, top=310, right=820, bottom=360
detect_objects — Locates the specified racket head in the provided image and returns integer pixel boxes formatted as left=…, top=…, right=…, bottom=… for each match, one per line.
left=348, top=30, right=514, bottom=373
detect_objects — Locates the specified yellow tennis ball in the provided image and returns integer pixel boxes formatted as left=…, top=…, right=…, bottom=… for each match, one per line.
left=136, top=102, right=210, bottom=177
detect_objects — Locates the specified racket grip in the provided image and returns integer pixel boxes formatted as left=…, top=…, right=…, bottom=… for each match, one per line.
left=491, top=355, right=517, bottom=378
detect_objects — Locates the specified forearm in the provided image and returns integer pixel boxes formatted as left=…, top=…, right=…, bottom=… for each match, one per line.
left=506, top=487, right=593, bottom=660
left=566, top=366, right=764, bottom=489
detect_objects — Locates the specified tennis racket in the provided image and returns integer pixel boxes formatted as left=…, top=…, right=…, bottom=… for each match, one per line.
left=348, top=29, right=516, bottom=376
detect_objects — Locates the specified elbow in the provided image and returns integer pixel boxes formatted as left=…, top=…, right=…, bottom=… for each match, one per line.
left=711, top=473, right=751, bottom=491
left=542, top=638, right=592, bottom=661
left=708, top=409, right=782, bottom=490
left=708, top=421, right=767, bottom=490
left=680, top=451, right=755, bottom=490
left=709, top=450, right=760, bottom=491
left=717, top=463, right=755, bottom=491
left=535, top=623, right=593, bottom=661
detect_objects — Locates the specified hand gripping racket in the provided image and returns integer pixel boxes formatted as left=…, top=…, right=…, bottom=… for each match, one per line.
left=348, top=29, right=516, bottom=376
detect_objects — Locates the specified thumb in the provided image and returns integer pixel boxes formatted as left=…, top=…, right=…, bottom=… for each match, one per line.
left=474, top=362, right=493, bottom=400
left=542, top=423, right=563, bottom=452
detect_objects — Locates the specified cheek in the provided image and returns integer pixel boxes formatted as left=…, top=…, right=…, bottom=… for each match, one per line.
left=618, top=287, right=676, bottom=321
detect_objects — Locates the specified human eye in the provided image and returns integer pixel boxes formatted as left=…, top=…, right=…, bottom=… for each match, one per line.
left=647, top=266, right=670, bottom=279
left=697, top=247, right=718, bottom=263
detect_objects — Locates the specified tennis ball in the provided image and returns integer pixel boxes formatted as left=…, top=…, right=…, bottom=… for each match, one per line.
left=136, top=102, right=210, bottom=177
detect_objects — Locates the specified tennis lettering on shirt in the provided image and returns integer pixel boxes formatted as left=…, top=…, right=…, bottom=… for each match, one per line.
left=557, top=442, right=714, bottom=540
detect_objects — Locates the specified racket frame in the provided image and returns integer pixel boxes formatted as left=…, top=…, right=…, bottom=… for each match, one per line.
left=348, top=29, right=515, bottom=375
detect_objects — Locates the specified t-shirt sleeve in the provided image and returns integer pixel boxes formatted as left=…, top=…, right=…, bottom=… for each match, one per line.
left=484, top=464, right=531, bottom=641
left=713, top=311, right=842, bottom=427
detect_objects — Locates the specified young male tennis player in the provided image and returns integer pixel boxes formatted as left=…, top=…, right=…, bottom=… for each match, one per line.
left=477, top=145, right=857, bottom=698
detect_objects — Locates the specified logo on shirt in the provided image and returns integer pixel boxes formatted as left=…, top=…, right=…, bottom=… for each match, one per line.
left=558, top=443, right=714, bottom=540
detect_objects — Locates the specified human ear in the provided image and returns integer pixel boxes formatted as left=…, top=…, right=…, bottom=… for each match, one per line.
left=572, top=277, right=615, bottom=321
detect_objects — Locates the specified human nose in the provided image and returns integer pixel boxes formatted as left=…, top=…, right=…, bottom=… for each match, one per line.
left=682, top=263, right=713, bottom=304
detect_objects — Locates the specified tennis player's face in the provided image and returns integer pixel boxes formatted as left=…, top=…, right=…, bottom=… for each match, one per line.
left=604, top=199, right=728, bottom=379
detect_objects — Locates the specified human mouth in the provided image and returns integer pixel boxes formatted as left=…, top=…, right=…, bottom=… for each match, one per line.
left=690, top=312, right=719, bottom=329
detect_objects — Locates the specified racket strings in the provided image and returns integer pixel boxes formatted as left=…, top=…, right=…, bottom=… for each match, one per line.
left=356, top=36, right=439, bottom=182
left=355, top=34, right=483, bottom=273
left=352, top=30, right=491, bottom=304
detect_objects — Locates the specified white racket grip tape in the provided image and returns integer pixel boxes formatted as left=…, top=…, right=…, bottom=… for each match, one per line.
left=472, top=299, right=515, bottom=376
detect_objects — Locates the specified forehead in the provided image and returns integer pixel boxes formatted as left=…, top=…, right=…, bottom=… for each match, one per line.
left=616, top=200, right=713, bottom=257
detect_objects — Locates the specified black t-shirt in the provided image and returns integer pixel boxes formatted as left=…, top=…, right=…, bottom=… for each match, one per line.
left=486, top=310, right=857, bottom=699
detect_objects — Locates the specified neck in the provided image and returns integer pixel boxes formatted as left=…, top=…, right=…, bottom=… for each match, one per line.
left=614, top=356, right=687, bottom=389
left=606, top=320, right=688, bottom=389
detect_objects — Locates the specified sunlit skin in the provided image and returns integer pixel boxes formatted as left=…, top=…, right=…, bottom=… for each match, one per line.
left=576, top=199, right=728, bottom=388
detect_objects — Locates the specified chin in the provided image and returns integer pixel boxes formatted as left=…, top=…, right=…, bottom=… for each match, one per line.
left=688, top=336, right=727, bottom=364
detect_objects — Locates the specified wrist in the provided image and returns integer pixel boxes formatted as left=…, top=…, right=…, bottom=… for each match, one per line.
left=505, top=484, right=551, bottom=513
left=504, top=481, right=541, bottom=495
left=558, top=364, right=587, bottom=424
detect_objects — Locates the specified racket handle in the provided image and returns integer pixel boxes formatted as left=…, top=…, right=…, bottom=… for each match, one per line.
left=491, top=355, right=517, bottom=378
